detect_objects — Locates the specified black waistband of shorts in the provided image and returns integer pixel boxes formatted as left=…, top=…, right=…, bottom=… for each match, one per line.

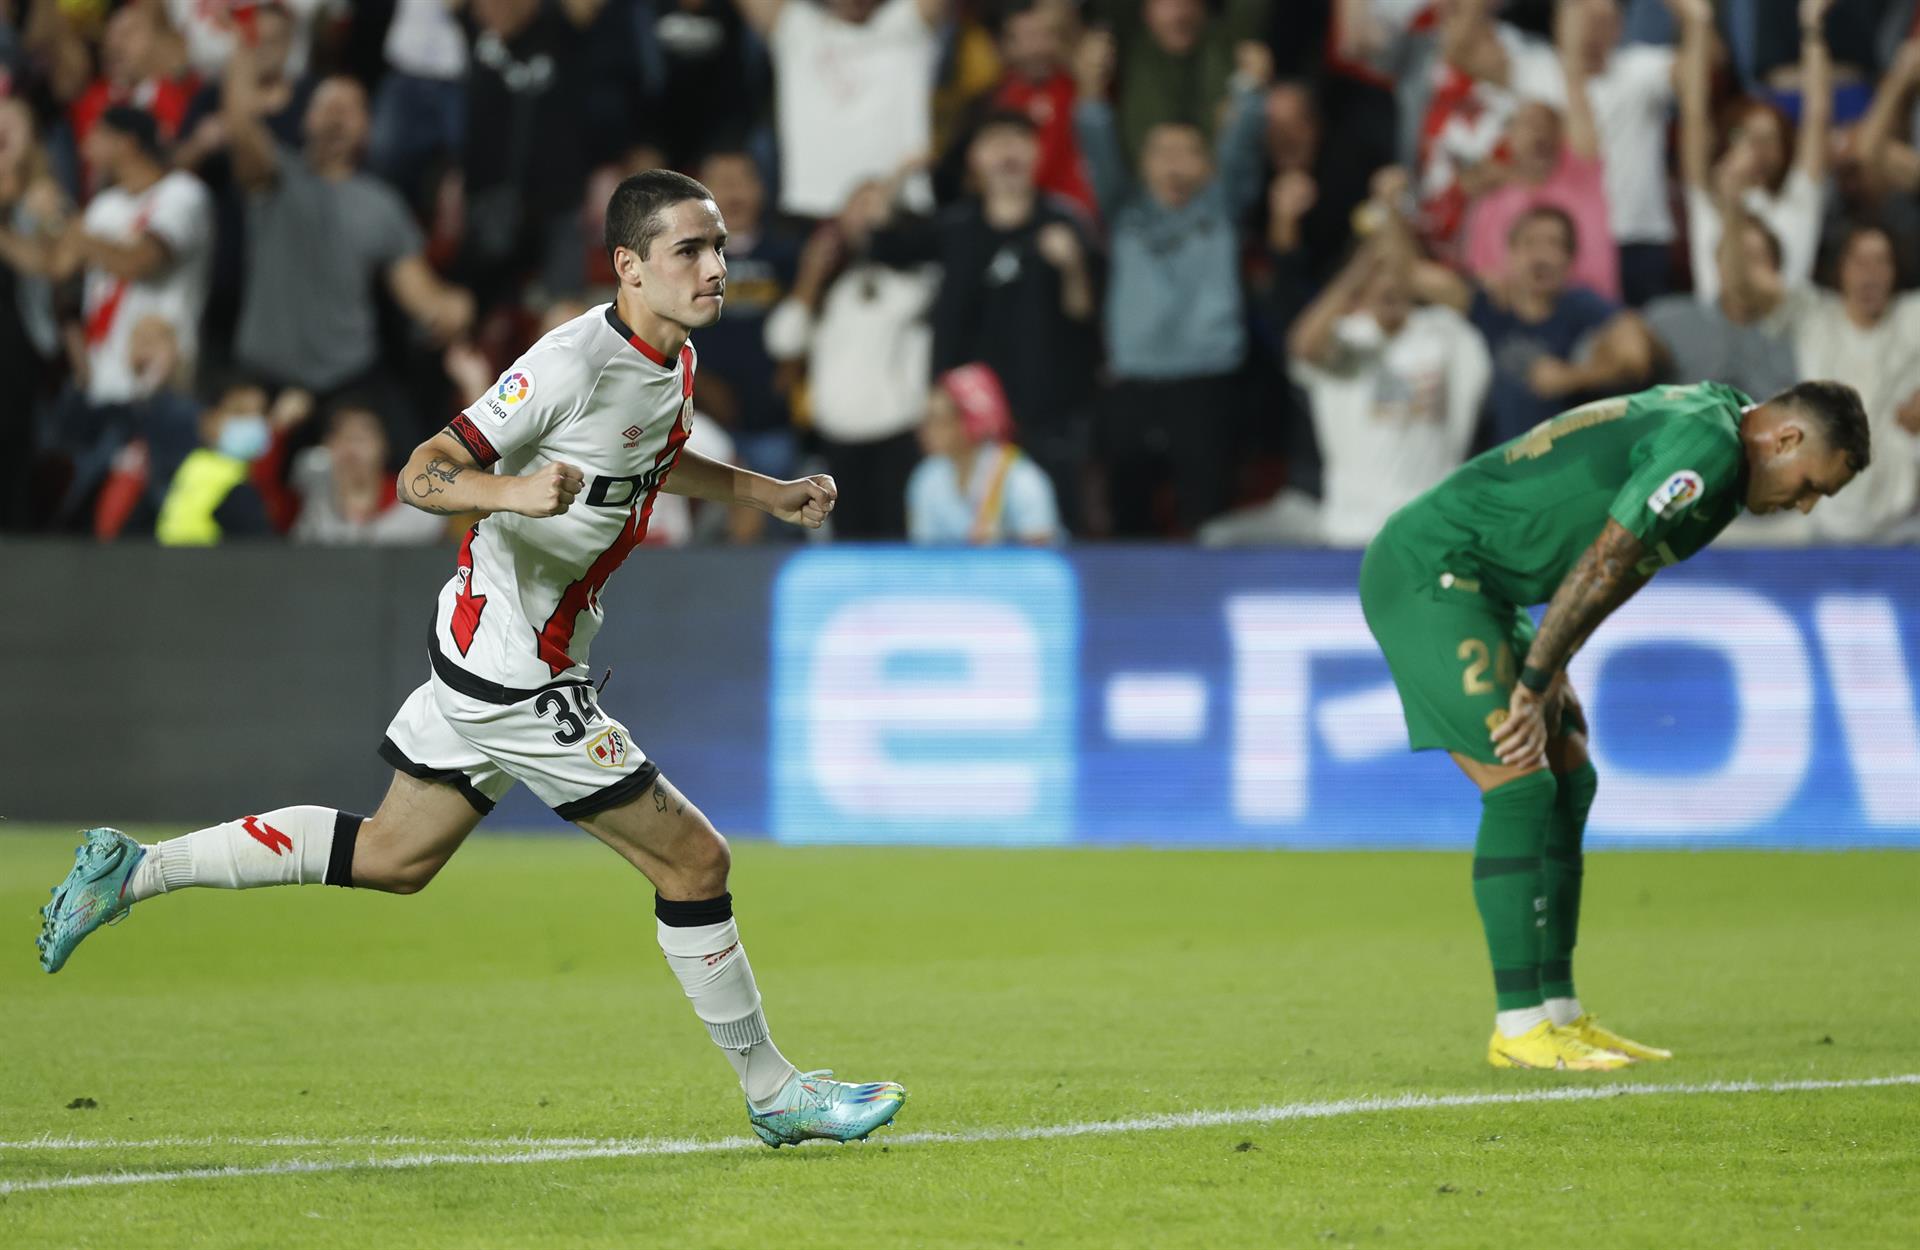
left=428, top=625, right=590, bottom=705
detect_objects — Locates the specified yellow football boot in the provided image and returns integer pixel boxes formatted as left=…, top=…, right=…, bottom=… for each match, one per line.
left=1487, top=1019, right=1634, bottom=1071
left=1565, top=1014, right=1672, bottom=1061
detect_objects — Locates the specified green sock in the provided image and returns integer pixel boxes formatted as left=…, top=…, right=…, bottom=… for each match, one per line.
left=1541, top=761, right=1597, bottom=1001
left=1473, top=771, right=1557, bottom=1011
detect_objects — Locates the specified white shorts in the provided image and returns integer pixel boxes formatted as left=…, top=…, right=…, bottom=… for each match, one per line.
left=380, top=674, right=657, bottom=820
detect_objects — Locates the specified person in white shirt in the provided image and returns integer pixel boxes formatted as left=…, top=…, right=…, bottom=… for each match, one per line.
left=1676, top=0, right=1834, bottom=306
left=764, top=181, right=938, bottom=536
left=1203, top=228, right=1490, bottom=548
left=55, top=107, right=212, bottom=406
left=1776, top=225, right=1920, bottom=542
left=907, top=363, right=1060, bottom=545
left=1555, top=0, right=1680, bottom=304
left=731, top=0, right=946, bottom=218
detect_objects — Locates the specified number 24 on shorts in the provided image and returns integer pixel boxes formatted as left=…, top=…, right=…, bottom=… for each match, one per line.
left=1457, top=638, right=1516, bottom=695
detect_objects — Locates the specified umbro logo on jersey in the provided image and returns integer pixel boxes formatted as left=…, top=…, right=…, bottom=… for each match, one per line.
left=622, top=424, right=643, bottom=448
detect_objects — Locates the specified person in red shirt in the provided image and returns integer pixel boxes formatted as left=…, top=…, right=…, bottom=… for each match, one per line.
left=989, top=0, right=1094, bottom=214
left=68, top=3, right=198, bottom=173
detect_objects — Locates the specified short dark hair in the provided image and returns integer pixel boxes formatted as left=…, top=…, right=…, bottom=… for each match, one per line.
left=1508, top=205, right=1577, bottom=256
left=605, top=169, right=714, bottom=263
left=1832, top=220, right=1901, bottom=281
left=989, top=0, right=1045, bottom=36
left=1768, top=380, right=1872, bottom=473
left=974, top=107, right=1038, bottom=140
left=97, top=105, right=164, bottom=161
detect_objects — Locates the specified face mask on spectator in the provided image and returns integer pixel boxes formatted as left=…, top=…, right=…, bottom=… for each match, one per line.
left=217, top=414, right=272, bottom=462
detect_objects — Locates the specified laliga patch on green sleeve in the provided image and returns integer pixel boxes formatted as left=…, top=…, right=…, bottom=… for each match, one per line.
left=1647, top=469, right=1704, bottom=518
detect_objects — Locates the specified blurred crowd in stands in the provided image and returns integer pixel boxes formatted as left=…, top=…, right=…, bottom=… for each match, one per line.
left=1, top=0, right=1917, bottom=547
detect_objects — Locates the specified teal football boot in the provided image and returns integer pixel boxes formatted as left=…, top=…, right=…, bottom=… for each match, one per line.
left=38, top=828, right=144, bottom=974
left=748, top=1070, right=907, bottom=1147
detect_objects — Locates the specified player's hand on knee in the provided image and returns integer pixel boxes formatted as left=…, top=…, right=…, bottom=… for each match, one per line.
left=1491, top=684, right=1549, bottom=769
left=519, top=461, right=585, bottom=517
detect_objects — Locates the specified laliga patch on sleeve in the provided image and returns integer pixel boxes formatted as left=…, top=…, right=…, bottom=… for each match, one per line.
left=481, top=369, right=535, bottom=424
left=1647, top=469, right=1704, bottom=518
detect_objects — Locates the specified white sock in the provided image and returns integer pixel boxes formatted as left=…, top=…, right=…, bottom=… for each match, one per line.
left=1496, top=1005, right=1552, bottom=1037
left=656, top=911, right=798, bottom=1108
left=1545, top=996, right=1584, bottom=1027
left=126, top=807, right=352, bottom=902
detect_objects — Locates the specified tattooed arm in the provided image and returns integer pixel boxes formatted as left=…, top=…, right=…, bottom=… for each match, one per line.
left=1491, top=519, right=1650, bottom=767
left=396, top=430, right=585, bottom=518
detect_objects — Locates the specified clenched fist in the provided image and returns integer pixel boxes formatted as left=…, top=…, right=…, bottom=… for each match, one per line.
left=516, top=461, right=586, bottom=518
left=767, top=474, right=838, bottom=528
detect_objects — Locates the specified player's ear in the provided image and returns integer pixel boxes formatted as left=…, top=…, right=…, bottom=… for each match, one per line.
left=1775, top=421, right=1803, bottom=455
left=614, top=245, right=643, bottom=287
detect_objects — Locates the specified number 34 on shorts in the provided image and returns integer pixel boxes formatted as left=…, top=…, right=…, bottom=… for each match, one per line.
left=381, top=676, right=657, bottom=817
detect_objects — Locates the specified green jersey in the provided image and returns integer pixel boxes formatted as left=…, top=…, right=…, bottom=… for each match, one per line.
left=1378, top=381, right=1752, bottom=606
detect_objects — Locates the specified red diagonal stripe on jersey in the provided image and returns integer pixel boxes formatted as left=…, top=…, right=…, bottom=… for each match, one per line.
left=533, top=349, right=695, bottom=677
left=634, top=362, right=695, bottom=546
left=241, top=815, right=293, bottom=856
left=451, top=524, right=487, bottom=655
left=534, top=509, right=642, bottom=675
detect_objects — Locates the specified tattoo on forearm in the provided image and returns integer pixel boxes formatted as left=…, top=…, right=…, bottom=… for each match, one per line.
left=1527, top=521, right=1648, bottom=676
left=408, top=456, right=463, bottom=515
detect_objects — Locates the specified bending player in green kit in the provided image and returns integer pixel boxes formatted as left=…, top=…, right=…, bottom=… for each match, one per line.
left=1360, top=380, right=1870, bottom=1070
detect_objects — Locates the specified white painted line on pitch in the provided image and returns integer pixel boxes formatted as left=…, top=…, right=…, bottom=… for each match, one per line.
left=2, top=1073, right=1914, bottom=1196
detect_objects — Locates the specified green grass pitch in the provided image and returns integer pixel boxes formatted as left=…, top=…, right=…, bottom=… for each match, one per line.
left=4, top=829, right=1918, bottom=1249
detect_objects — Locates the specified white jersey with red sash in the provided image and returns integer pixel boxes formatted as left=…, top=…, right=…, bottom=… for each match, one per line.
left=432, top=303, right=695, bottom=700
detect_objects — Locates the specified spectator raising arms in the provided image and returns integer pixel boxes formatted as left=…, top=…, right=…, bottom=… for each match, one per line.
left=1679, top=0, right=1834, bottom=305
left=764, top=180, right=938, bottom=538
left=736, top=0, right=947, bottom=219
left=861, top=108, right=1099, bottom=530
left=65, top=3, right=197, bottom=161
left=223, top=37, right=472, bottom=420
left=1558, top=0, right=1683, bottom=304
left=1848, top=34, right=1920, bottom=203
left=1209, top=207, right=1489, bottom=549
left=1089, top=0, right=1269, bottom=162
left=988, top=0, right=1095, bottom=214
left=1643, top=154, right=1801, bottom=400
left=1076, top=30, right=1268, bottom=536
left=1460, top=2, right=1620, bottom=303
left=908, top=363, right=1061, bottom=545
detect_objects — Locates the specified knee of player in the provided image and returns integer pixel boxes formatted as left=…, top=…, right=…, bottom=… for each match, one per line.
left=691, top=829, right=732, bottom=884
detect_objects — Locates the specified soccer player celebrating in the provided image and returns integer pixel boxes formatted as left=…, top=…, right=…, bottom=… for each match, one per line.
left=38, top=171, right=907, bottom=1147
left=1360, top=379, right=1870, bottom=1070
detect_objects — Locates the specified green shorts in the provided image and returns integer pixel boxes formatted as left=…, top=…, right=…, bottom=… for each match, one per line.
left=1358, top=534, right=1537, bottom=765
